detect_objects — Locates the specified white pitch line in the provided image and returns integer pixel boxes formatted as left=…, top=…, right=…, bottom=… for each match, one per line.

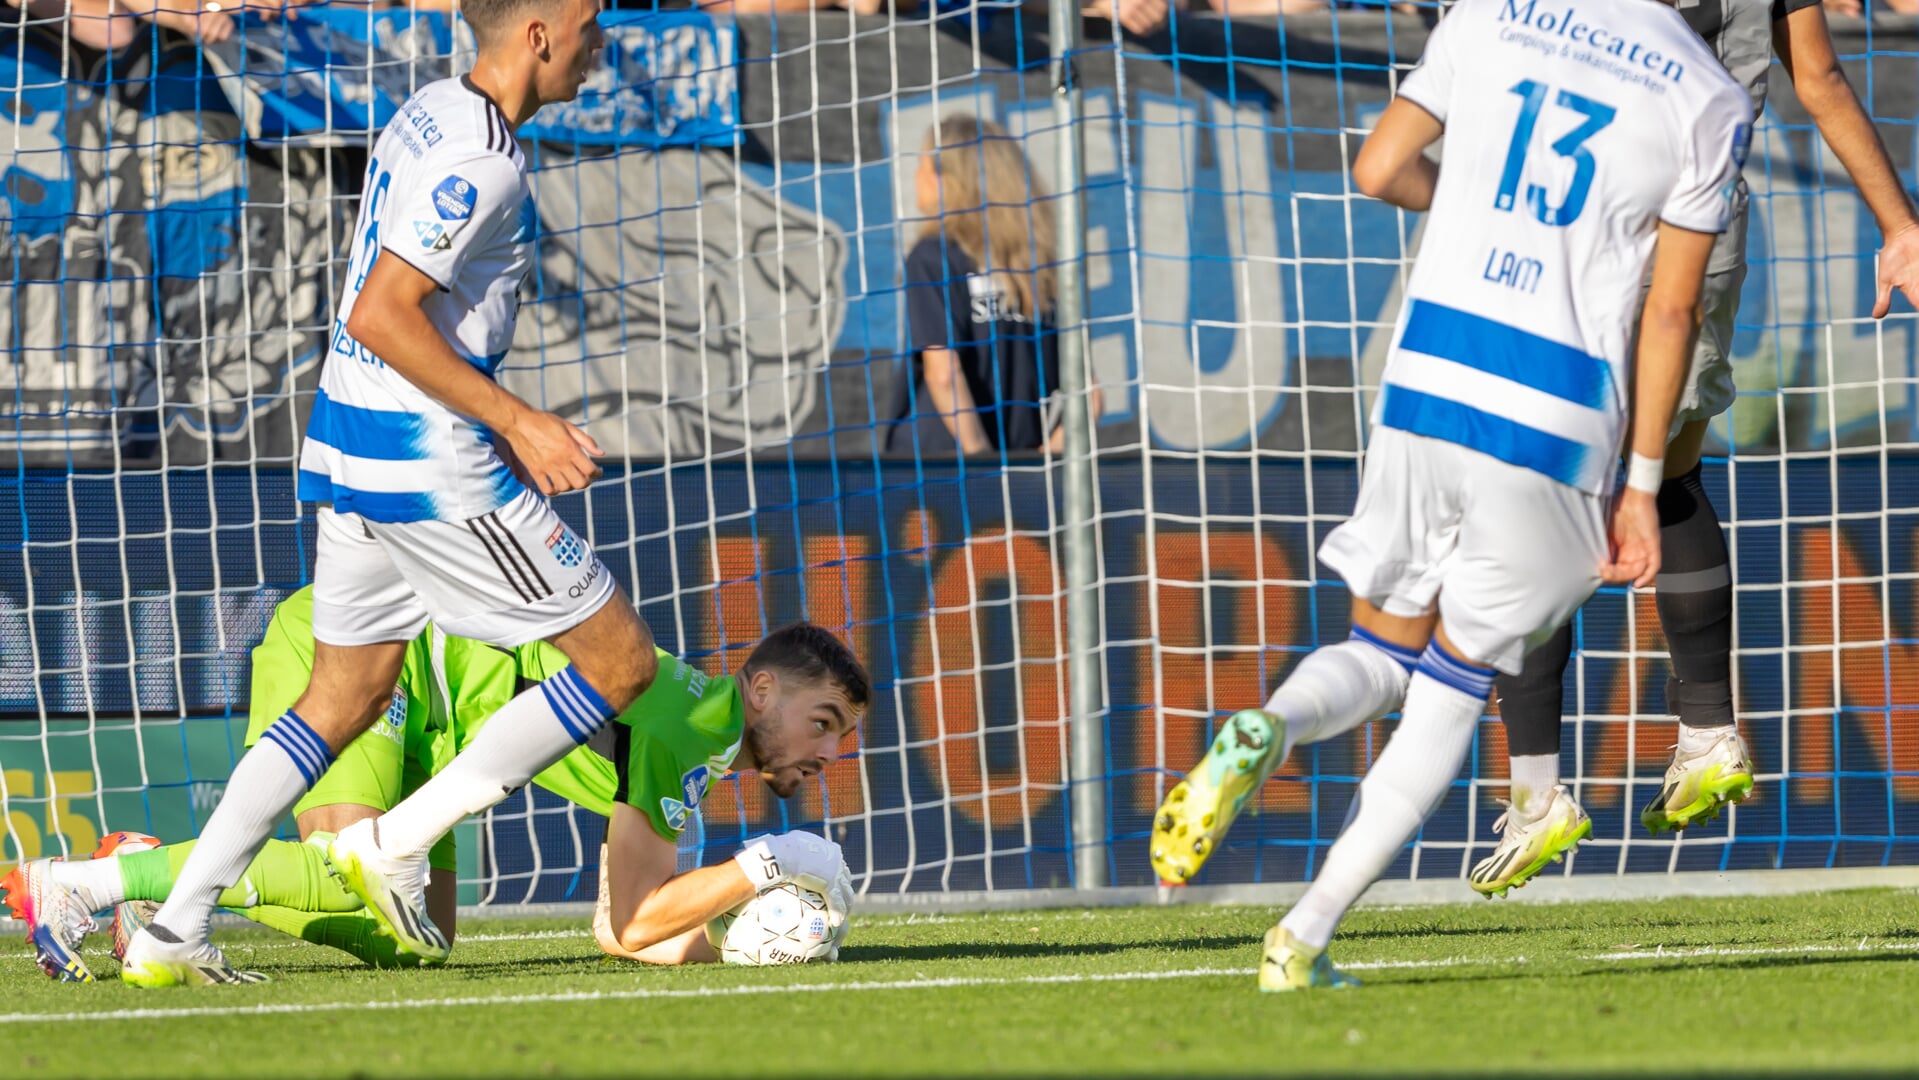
left=0, top=966, right=1243, bottom=1026
left=3, top=939, right=1912, bottom=1026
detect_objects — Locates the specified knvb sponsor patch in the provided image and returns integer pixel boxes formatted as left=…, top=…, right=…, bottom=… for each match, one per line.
left=433, top=175, right=475, bottom=221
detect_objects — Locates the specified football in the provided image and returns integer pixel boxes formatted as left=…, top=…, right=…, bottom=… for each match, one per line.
left=707, top=882, right=844, bottom=966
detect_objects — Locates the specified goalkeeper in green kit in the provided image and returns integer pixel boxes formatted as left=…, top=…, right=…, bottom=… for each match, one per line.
left=5, top=589, right=867, bottom=982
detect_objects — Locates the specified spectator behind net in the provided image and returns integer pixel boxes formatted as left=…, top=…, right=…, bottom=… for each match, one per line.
left=888, top=116, right=1099, bottom=458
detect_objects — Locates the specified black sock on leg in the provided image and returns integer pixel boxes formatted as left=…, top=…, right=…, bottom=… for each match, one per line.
left=1654, top=464, right=1735, bottom=729
left=1496, top=622, right=1573, bottom=759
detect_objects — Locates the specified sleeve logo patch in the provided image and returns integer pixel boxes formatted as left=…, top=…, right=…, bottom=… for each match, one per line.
left=1730, top=122, right=1752, bottom=169
left=433, top=176, right=476, bottom=221
left=681, top=765, right=710, bottom=810
left=413, top=219, right=451, bottom=251
left=659, top=796, right=688, bottom=832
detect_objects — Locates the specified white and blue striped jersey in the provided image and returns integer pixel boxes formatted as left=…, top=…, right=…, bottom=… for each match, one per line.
left=1375, top=0, right=1752, bottom=495
left=300, top=76, right=538, bottom=524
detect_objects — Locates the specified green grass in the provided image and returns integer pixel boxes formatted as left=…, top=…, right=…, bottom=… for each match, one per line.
left=3, top=889, right=1916, bottom=1077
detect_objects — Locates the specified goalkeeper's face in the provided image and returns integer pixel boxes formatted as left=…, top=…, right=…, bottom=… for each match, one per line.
left=742, top=672, right=859, bottom=799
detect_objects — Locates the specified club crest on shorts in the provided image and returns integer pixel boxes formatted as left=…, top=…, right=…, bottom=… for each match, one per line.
left=545, top=524, right=585, bottom=568
left=433, top=175, right=475, bottom=221
left=375, top=686, right=406, bottom=745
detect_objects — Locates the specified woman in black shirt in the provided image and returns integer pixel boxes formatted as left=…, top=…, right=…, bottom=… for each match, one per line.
left=887, top=116, right=1096, bottom=457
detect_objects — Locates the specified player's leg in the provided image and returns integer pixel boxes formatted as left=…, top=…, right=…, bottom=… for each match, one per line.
left=1639, top=265, right=1751, bottom=832
left=1263, top=454, right=1606, bottom=990
left=1471, top=623, right=1591, bottom=897
left=1493, top=624, right=1572, bottom=811
left=122, top=510, right=419, bottom=988
left=1642, top=418, right=1752, bottom=832
left=327, top=492, right=655, bottom=962
left=61, top=836, right=360, bottom=915
left=208, top=725, right=457, bottom=969
left=232, top=804, right=457, bottom=969
left=1264, top=622, right=1493, bottom=991
left=1149, top=433, right=1438, bottom=885
left=1149, top=600, right=1425, bottom=884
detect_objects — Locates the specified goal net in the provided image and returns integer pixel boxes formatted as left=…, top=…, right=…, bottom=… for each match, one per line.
left=0, top=3, right=1914, bottom=906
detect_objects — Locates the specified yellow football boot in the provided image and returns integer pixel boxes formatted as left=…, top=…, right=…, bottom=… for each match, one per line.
left=1150, top=709, right=1283, bottom=884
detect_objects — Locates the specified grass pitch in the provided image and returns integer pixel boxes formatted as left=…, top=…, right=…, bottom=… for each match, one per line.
left=2, top=889, right=1915, bottom=1077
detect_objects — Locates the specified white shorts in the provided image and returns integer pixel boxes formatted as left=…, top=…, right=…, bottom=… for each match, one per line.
left=1318, top=428, right=1608, bottom=675
left=312, top=488, right=616, bottom=648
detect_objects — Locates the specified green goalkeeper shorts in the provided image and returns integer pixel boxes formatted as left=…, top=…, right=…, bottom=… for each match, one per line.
left=243, top=709, right=459, bottom=873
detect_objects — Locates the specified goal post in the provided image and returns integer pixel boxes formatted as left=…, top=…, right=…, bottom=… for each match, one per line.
left=0, top=4, right=1914, bottom=906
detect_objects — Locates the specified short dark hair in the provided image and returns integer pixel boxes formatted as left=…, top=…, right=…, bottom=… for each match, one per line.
left=461, top=0, right=560, bottom=44
left=742, top=623, right=871, bottom=715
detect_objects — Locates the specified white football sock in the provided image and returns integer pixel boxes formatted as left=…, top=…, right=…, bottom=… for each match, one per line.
left=1271, top=627, right=1419, bottom=761
left=372, top=666, right=617, bottom=859
left=1508, top=753, right=1560, bottom=820
left=50, top=856, right=126, bottom=913
left=1677, top=721, right=1730, bottom=754
left=150, top=712, right=334, bottom=942
left=1281, top=643, right=1493, bottom=950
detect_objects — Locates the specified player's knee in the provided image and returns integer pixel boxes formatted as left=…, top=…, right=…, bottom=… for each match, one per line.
left=594, top=644, right=657, bottom=712
left=555, top=594, right=657, bottom=710
left=293, top=680, right=398, bottom=749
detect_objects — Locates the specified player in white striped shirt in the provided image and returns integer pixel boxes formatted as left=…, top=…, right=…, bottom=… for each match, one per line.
left=1148, top=0, right=1752, bottom=989
left=120, top=0, right=683, bottom=987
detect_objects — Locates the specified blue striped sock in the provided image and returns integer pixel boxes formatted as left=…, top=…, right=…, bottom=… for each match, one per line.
left=1350, top=626, right=1420, bottom=673
left=373, top=666, right=624, bottom=859
left=1415, top=641, right=1497, bottom=700
left=151, top=710, right=334, bottom=940
left=540, top=666, right=617, bottom=744
left=258, top=711, right=336, bottom=785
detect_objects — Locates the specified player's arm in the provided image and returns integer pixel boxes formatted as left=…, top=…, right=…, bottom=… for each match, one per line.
left=1608, top=223, right=1717, bottom=588
left=342, top=156, right=601, bottom=495
left=1352, top=0, right=1455, bottom=212
left=596, top=802, right=753, bottom=963
left=346, top=255, right=600, bottom=495
left=1773, top=2, right=1919, bottom=316
left=1351, top=98, right=1442, bottom=212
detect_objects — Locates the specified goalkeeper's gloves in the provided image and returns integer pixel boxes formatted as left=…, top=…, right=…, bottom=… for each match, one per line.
left=734, top=831, right=848, bottom=925
left=825, top=861, right=854, bottom=960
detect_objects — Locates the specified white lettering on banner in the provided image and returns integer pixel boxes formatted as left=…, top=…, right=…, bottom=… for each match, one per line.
left=537, top=20, right=737, bottom=141
left=1133, top=97, right=1286, bottom=451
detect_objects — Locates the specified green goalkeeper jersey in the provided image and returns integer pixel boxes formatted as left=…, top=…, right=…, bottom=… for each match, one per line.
left=249, top=587, right=742, bottom=844
left=514, top=643, right=744, bottom=841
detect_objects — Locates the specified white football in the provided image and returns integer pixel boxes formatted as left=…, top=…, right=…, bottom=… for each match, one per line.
left=707, top=882, right=844, bottom=966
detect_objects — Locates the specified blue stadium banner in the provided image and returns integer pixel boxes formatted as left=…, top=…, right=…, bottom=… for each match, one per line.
left=202, top=7, right=455, bottom=143
left=203, top=7, right=737, bottom=148
left=524, top=10, right=740, bottom=148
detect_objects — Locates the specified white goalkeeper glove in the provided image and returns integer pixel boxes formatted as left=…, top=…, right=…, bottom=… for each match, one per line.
left=734, top=831, right=846, bottom=921
left=825, top=861, right=854, bottom=960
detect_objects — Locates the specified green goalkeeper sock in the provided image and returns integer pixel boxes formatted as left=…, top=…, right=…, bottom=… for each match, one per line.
left=239, top=906, right=423, bottom=969
left=118, top=837, right=362, bottom=912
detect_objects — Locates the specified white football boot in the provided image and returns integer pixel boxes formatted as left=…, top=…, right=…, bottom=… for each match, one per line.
left=2, top=858, right=98, bottom=982
left=1641, top=726, right=1754, bottom=834
left=120, top=925, right=265, bottom=987
left=1469, top=785, right=1591, bottom=898
left=327, top=818, right=449, bottom=964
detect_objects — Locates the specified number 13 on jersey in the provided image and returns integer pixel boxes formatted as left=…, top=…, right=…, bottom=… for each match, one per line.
left=1493, top=80, right=1617, bottom=228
